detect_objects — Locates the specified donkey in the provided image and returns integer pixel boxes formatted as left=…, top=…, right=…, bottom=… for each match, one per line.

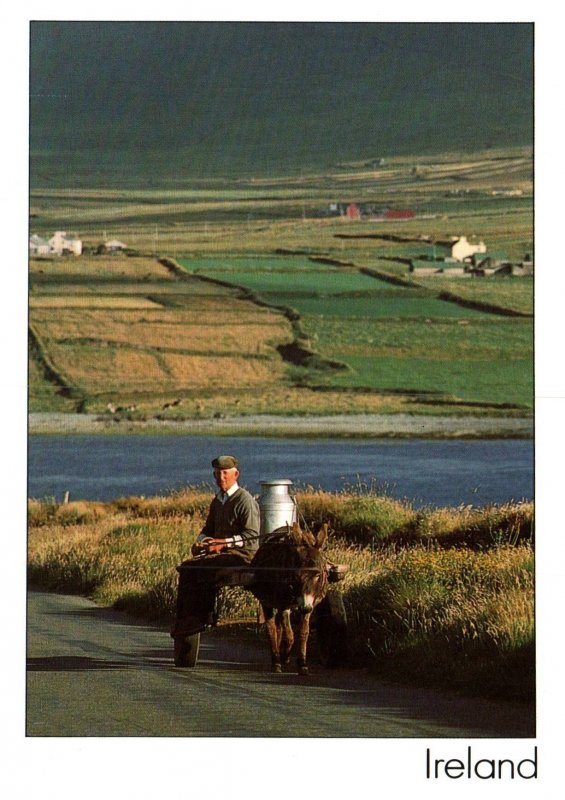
left=250, top=522, right=329, bottom=675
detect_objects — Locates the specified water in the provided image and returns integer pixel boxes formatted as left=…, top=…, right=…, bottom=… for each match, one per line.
left=27, top=435, right=533, bottom=508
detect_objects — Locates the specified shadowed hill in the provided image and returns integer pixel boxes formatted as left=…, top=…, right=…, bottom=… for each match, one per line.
left=30, top=21, right=533, bottom=186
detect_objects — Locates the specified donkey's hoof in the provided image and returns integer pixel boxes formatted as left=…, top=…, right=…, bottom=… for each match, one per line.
left=273, top=664, right=283, bottom=673
left=298, top=665, right=309, bottom=676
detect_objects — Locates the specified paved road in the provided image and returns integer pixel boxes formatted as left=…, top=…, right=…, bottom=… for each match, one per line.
left=27, top=591, right=535, bottom=738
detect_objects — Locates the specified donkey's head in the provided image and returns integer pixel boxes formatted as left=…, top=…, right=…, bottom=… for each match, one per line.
left=288, top=522, right=329, bottom=614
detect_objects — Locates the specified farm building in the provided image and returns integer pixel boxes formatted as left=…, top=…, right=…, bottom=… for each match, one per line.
left=29, top=234, right=51, bottom=256
left=410, top=260, right=467, bottom=277
left=493, top=261, right=534, bottom=277
left=383, top=209, right=416, bottom=220
left=105, top=239, right=128, bottom=251
left=48, top=231, right=83, bottom=256
left=450, top=236, right=486, bottom=262
left=346, top=203, right=361, bottom=220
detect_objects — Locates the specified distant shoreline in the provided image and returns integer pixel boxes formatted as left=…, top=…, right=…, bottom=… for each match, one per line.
left=28, top=412, right=534, bottom=439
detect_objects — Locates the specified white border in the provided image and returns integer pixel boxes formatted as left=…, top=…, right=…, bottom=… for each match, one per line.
left=3, top=5, right=561, bottom=798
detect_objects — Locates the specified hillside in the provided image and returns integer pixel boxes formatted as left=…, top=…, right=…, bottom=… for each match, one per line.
left=30, top=21, right=533, bottom=187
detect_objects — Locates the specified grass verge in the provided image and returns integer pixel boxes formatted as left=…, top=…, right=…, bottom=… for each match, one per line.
left=28, top=487, right=534, bottom=701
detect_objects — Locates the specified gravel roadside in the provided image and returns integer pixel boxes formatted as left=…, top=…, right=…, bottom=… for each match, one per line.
left=28, top=412, right=533, bottom=438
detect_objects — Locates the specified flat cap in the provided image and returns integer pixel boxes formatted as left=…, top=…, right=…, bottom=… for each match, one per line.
left=211, top=455, right=239, bottom=470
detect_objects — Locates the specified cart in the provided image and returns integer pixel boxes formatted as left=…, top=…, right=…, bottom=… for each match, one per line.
left=173, top=560, right=349, bottom=669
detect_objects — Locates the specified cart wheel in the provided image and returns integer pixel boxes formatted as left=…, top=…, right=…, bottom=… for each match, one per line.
left=173, top=633, right=201, bottom=668
left=315, top=589, right=348, bottom=668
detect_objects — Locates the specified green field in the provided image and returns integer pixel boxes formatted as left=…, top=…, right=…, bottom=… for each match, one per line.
left=177, top=255, right=532, bottom=407
left=325, top=355, right=532, bottom=405
left=185, top=257, right=330, bottom=272
left=185, top=265, right=395, bottom=295
left=306, top=317, right=532, bottom=403
left=272, top=294, right=490, bottom=319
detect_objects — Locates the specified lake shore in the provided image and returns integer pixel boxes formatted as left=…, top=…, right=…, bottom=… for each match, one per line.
left=28, top=412, right=534, bottom=439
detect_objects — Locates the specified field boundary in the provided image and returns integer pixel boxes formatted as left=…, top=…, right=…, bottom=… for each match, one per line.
left=28, top=324, right=86, bottom=411
left=359, top=265, right=420, bottom=288
left=359, top=266, right=532, bottom=318
left=436, top=290, right=533, bottom=319
left=308, top=255, right=356, bottom=267
left=169, top=257, right=351, bottom=373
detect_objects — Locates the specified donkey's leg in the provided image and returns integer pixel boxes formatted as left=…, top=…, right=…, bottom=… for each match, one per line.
left=263, top=607, right=282, bottom=672
left=297, top=611, right=312, bottom=675
left=280, top=609, right=294, bottom=665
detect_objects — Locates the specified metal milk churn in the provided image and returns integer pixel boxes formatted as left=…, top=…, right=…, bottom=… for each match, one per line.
left=258, top=479, right=298, bottom=539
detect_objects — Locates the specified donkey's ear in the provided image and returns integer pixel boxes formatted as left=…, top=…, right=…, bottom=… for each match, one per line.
left=302, top=529, right=316, bottom=546
left=315, top=523, right=329, bottom=549
left=290, top=521, right=303, bottom=545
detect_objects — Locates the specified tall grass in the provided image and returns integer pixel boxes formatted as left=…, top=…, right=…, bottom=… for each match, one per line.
left=297, top=488, right=533, bottom=548
left=340, top=543, right=533, bottom=700
left=27, top=487, right=534, bottom=699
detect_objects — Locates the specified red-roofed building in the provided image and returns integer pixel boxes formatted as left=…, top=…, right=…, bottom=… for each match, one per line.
left=383, top=209, right=416, bottom=220
left=346, top=203, right=361, bottom=220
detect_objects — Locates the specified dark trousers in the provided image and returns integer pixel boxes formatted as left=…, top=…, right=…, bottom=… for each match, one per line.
left=175, top=551, right=253, bottom=621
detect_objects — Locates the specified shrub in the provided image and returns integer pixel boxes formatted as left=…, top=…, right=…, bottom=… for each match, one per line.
left=297, top=489, right=415, bottom=545
left=111, top=486, right=211, bottom=520
left=406, top=502, right=534, bottom=548
left=28, top=498, right=107, bottom=527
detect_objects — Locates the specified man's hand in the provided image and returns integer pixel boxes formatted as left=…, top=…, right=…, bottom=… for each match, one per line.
left=206, top=538, right=228, bottom=554
left=191, top=537, right=227, bottom=556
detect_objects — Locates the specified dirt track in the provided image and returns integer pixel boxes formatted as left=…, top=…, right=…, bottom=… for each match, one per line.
left=29, top=412, right=533, bottom=438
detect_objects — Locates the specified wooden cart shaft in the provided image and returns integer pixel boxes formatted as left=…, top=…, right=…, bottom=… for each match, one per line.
left=176, top=562, right=348, bottom=587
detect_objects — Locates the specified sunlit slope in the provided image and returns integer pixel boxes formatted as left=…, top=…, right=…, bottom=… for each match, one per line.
left=30, top=22, right=533, bottom=185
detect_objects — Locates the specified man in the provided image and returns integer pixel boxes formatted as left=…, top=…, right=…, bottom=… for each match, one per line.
left=171, top=454, right=260, bottom=638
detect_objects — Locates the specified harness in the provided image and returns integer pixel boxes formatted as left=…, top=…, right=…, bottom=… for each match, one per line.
left=251, top=528, right=329, bottom=597
left=185, top=524, right=331, bottom=593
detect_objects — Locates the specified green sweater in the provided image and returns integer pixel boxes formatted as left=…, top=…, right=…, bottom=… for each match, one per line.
left=200, top=487, right=260, bottom=554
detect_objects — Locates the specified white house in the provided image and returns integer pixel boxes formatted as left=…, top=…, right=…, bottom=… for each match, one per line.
left=49, top=231, right=83, bottom=256
left=105, top=239, right=128, bottom=251
left=450, top=236, right=486, bottom=262
left=29, top=234, right=51, bottom=256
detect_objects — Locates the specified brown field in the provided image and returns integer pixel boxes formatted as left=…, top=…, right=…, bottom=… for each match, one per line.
left=31, top=311, right=289, bottom=354
left=30, top=296, right=281, bottom=334
left=29, top=296, right=164, bottom=310
left=161, top=353, right=285, bottom=388
left=29, top=257, right=296, bottom=408
left=30, top=282, right=187, bottom=295
left=42, top=344, right=285, bottom=396
left=45, top=343, right=169, bottom=391
left=151, top=324, right=290, bottom=355
left=30, top=255, right=175, bottom=280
